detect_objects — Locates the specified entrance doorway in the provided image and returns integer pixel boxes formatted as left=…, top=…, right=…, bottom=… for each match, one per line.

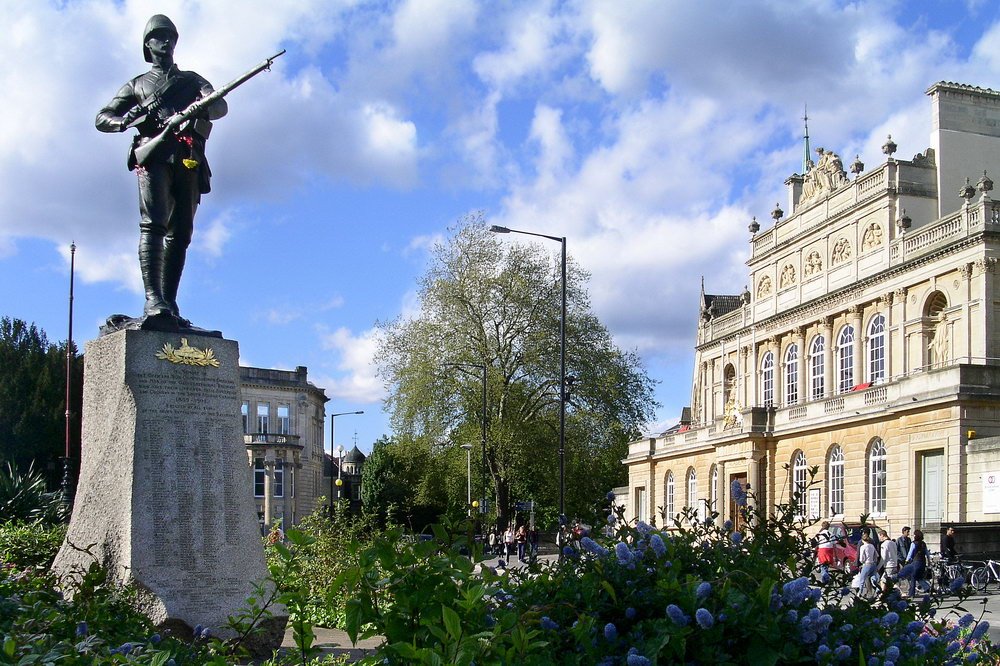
left=921, top=451, right=944, bottom=523
left=729, top=473, right=748, bottom=532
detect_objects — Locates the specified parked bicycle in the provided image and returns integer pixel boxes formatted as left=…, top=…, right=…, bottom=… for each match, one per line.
left=971, top=559, right=1000, bottom=593
left=926, top=553, right=974, bottom=593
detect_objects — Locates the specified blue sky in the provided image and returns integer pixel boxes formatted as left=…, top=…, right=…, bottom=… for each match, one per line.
left=3, top=0, right=1000, bottom=455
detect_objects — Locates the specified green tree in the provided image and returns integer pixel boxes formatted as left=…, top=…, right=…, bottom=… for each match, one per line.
left=376, top=215, right=657, bottom=529
left=0, top=317, right=82, bottom=489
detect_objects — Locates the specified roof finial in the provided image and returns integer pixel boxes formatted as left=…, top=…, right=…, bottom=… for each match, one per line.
left=803, top=104, right=812, bottom=174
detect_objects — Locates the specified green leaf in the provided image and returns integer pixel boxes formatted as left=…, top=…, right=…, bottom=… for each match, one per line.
left=3, top=638, right=14, bottom=658
left=442, top=605, right=462, bottom=640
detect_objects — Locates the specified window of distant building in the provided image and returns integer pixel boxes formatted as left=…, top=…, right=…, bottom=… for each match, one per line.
left=792, top=451, right=808, bottom=518
left=635, top=487, right=647, bottom=524
left=785, top=344, right=799, bottom=406
left=810, top=336, right=825, bottom=400
left=867, top=314, right=886, bottom=383
left=257, top=402, right=270, bottom=433
left=241, top=401, right=249, bottom=434
left=868, top=438, right=887, bottom=516
left=687, top=468, right=699, bottom=520
left=277, top=404, right=290, bottom=435
left=254, top=458, right=265, bottom=497
left=828, top=445, right=844, bottom=517
left=273, top=459, right=284, bottom=498
left=837, top=325, right=855, bottom=393
left=664, top=471, right=675, bottom=523
left=761, top=352, right=774, bottom=407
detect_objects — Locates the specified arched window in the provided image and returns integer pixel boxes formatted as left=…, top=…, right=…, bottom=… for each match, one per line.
left=710, top=465, right=719, bottom=514
left=868, top=438, right=887, bottom=516
left=792, top=451, right=808, bottom=518
left=810, top=336, right=825, bottom=400
left=761, top=352, right=774, bottom=408
left=867, top=314, right=886, bottom=383
left=785, top=344, right=799, bottom=406
left=837, top=325, right=855, bottom=393
left=687, top=468, right=699, bottom=520
left=828, top=446, right=844, bottom=517
left=664, top=471, right=675, bottom=522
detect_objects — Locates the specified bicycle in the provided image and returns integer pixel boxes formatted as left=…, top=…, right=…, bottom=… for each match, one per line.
left=971, top=559, right=1000, bottom=593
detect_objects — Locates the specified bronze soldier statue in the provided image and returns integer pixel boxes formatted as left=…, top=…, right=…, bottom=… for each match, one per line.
left=97, top=15, right=228, bottom=334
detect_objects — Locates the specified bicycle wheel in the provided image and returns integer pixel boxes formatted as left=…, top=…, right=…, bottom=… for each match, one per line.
left=970, top=566, right=990, bottom=592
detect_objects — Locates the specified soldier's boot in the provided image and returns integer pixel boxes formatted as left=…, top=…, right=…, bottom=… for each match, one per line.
left=161, top=238, right=188, bottom=324
left=139, top=232, right=170, bottom=318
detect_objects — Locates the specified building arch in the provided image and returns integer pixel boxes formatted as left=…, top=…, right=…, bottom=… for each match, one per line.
left=837, top=324, right=855, bottom=393
left=867, top=437, right=888, bottom=516
left=866, top=313, right=886, bottom=383
left=827, top=445, right=845, bottom=517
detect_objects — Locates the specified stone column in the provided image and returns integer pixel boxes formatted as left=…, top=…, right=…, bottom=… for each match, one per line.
left=821, top=317, right=834, bottom=398
left=716, top=461, right=727, bottom=523
left=893, top=287, right=907, bottom=374
left=849, top=305, right=863, bottom=385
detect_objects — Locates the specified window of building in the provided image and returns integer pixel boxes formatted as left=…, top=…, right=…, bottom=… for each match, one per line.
left=277, top=404, right=290, bottom=435
left=867, top=314, right=886, bottom=383
left=837, top=325, right=855, bottom=393
left=257, top=403, right=270, bottom=433
left=785, top=344, right=799, bottom=406
left=687, top=468, right=699, bottom=520
left=810, top=336, right=825, bottom=400
left=761, top=352, right=774, bottom=408
left=710, top=465, right=719, bottom=514
left=792, top=451, right=808, bottom=518
left=351, top=484, right=361, bottom=501
left=253, top=458, right=265, bottom=498
left=241, top=401, right=249, bottom=434
left=635, top=487, right=647, bottom=523
left=868, top=438, right=887, bottom=516
left=273, top=460, right=284, bottom=498
left=828, top=446, right=844, bottom=517
left=664, top=471, right=675, bottom=523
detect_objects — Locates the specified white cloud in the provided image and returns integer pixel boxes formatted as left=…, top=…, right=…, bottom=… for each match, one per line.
left=194, top=210, right=234, bottom=258
left=317, top=325, right=384, bottom=404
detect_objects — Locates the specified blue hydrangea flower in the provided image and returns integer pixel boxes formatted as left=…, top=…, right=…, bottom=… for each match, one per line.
left=580, top=537, right=608, bottom=557
left=561, top=547, right=574, bottom=557
left=649, top=533, right=666, bottom=558
left=625, top=607, right=637, bottom=620
left=666, top=604, right=689, bottom=626
left=607, top=514, right=617, bottom=525
left=834, top=644, right=851, bottom=660
left=967, top=653, right=981, bottom=664
left=959, top=613, right=974, bottom=628
left=194, top=624, right=203, bottom=637
left=946, top=640, right=961, bottom=654
left=817, top=645, right=831, bottom=658
left=626, top=654, right=650, bottom=666
left=149, top=633, right=161, bottom=644
left=695, top=608, right=714, bottom=629
left=723, top=519, right=733, bottom=531
left=696, top=581, right=712, bottom=600
left=730, top=479, right=747, bottom=506
left=731, top=531, right=743, bottom=544
left=604, top=622, right=618, bottom=641
left=785, top=610, right=798, bottom=623
left=971, top=621, right=990, bottom=640
left=606, top=491, right=617, bottom=501
left=886, top=645, right=900, bottom=660
left=906, top=620, right=924, bottom=633
left=540, top=616, right=559, bottom=630
left=820, top=570, right=831, bottom=584
left=75, top=621, right=88, bottom=637
left=880, top=612, right=899, bottom=628
left=636, top=521, right=653, bottom=536
left=615, top=542, right=633, bottom=564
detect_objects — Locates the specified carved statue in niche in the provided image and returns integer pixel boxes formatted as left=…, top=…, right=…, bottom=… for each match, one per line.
left=757, top=275, right=773, bottom=298
left=803, top=250, right=823, bottom=277
left=831, top=238, right=852, bottom=266
left=861, top=223, right=884, bottom=251
left=779, top=264, right=796, bottom=289
left=928, top=314, right=950, bottom=365
left=799, top=147, right=851, bottom=208
left=723, top=397, right=744, bottom=430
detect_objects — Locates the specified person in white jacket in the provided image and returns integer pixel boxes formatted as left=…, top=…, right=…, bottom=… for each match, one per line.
left=856, top=533, right=879, bottom=598
left=878, top=528, right=899, bottom=592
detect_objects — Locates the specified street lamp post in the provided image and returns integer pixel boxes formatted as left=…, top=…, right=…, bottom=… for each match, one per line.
left=446, top=363, right=488, bottom=514
left=329, top=410, right=363, bottom=516
left=335, top=445, right=345, bottom=502
left=489, top=225, right=567, bottom=524
left=460, top=444, right=472, bottom=516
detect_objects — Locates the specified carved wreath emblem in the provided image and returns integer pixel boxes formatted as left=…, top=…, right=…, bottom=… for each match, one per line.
left=155, top=337, right=220, bottom=367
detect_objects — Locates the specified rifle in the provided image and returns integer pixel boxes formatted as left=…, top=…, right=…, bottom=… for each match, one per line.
left=134, top=49, right=286, bottom=167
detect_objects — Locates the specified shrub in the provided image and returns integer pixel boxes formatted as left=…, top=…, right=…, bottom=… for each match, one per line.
left=335, top=481, right=1000, bottom=665
left=0, top=520, right=66, bottom=569
left=0, top=460, right=66, bottom=524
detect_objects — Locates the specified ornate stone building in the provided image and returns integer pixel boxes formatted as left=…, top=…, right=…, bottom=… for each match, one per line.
left=240, top=365, right=328, bottom=530
left=625, top=82, right=1000, bottom=552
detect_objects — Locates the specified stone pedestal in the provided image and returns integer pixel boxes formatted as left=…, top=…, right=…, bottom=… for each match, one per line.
left=52, top=329, right=285, bottom=650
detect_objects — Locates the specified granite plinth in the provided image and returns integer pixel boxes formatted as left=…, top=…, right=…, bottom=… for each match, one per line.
left=51, top=329, right=286, bottom=653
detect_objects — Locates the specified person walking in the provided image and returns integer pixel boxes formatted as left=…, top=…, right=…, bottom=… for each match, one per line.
left=896, top=526, right=912, bottom=562
left=943, top=526, right=959, bottom=564
left=504, top=526, right=515, bottom=559
left=516, top=524, right=528, bottom=562
left=856, top=533, right=878, bottom=599
left=904, top=529, right=929, bottom=597
left=815, top=521, right=836, bottom=574
left=529, top=526, right=539, bottom=559
left=878, top=528, right=899, bottom=593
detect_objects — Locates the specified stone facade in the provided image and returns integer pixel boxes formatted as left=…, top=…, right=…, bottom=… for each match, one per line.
left=240, top=366, right=328, bottom=530
left=625, top=82, right=1000, bottom=553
